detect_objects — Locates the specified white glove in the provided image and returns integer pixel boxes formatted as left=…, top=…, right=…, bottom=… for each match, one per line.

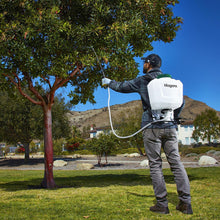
left=102, top=78, right=111, bottom=87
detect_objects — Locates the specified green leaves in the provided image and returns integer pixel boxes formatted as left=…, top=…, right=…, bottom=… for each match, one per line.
left=0, top=90, right=43, bottom=144
left=0, top=0, right=182, bottom=105
left=0, top=90, right=71, bottom=144
left=193, top=109, right=220, bottom=144
left=86, top=133, right=119, bottom=164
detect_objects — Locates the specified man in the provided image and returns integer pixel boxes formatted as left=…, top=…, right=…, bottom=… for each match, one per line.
left=102, top=54, right=193, bottom=214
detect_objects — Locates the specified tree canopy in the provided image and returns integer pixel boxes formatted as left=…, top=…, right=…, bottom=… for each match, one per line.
left=192, top=109, right=220, bottom=145
left=0, top=0, right=182, bottom=105
left=0, top=91, right=43, bottom=144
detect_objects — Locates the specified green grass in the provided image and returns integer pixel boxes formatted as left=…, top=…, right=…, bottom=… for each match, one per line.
left=0, top=168, right=219, bottom=220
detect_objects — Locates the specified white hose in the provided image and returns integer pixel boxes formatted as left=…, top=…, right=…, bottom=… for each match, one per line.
left=107, top=87, right=166, bottom=139
left=90, top=47, right=166, bottom=138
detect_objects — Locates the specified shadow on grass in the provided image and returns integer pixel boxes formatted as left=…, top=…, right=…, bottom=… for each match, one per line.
left=0, top=158, right=81, bottom=167
left=0, top=171, right=206, bottom=192
left=0, top=158, right=45, bottom=167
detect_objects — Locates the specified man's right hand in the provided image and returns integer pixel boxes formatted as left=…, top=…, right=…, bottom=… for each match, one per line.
left=102, top=78, right=111, bottom=87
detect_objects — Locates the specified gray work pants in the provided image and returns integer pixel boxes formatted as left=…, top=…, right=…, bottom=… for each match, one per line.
left=143, top=128, right=191, bottom=207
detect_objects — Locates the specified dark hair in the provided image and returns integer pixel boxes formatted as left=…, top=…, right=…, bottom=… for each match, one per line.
left=142, top=54, right=162, bottom=68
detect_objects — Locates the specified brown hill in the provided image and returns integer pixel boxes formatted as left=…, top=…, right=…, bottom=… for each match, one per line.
left=67, top=95, right=220, bottom=131
left=180, top=96, right=218, bottom=120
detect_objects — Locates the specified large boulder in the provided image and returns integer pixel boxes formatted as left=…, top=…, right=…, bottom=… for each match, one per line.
left=198, top=156, right=218, bottom=166
left=53, top=160, right=68, bottom=167
left=72, top=154, right=81, bottom=159
left=76, top=163, right=94, bottom=170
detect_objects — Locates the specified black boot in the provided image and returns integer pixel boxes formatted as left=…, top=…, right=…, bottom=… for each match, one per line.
left=176, top=200, right=193, bottom=214
left=150, top=203, right=169, bottom=214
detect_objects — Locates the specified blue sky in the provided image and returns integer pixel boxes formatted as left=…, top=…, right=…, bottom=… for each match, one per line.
left=66, top=0, right=220, bottom=112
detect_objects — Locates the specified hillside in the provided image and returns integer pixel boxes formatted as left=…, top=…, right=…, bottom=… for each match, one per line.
left=67, top=95, right=220, bottom=131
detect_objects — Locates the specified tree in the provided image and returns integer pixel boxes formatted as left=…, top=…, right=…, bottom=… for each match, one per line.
left=0, top=0, right=182, bottom=188
left=51, top=95, right=71, bottom=140
left=82, top=125, right=91, bottom=139
left=86, top=133, right=119, bottom=165
left=192, top=109, right=220, bottom=145
left=0, top=90, right=43, bottom=159
left=0, top=90, right=71, bottom=159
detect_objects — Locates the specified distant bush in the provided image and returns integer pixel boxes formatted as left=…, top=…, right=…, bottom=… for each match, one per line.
left=67, top=143, right=80, bottom=152
left=180, top=146, right=220, bottom=156
left=29, top=141, right=39, bottom=153
left=53, top=139, right=64, bottom=156
left=186, top=153, right=198, bottom=157
left=16, top=146, right=25, bottom=153
left=76, top=149, right=94, bottom=155
left=66, top=137, right=85, bottom=152
left=86, top=133, right=119, bottom=165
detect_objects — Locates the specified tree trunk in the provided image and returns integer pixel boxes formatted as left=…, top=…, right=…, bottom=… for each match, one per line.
left=24, top=142, right=30, bottom=161
left=97, top=154, right=102, bottom=166
left=207, top=133, right=211, bottom=145
left=41, top=105, right=56, bottom=188
left=136, top=144, right=144, bottom=156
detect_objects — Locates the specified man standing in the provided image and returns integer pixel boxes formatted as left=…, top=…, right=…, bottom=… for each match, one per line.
left=102, top=54, right=193, bottom=214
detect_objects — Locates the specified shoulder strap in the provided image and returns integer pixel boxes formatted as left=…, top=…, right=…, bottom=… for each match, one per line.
left=157, top=74, right=172, bottom=79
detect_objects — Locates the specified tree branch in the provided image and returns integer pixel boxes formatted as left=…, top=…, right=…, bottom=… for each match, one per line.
left=50, top=62, right=82, bottom=99
left=3, top=73, right=43, bottom=106
left=52, top=62, right=82, bottom=91
left=42, top=76, right=52, bottom=89
left=22, top=72, right=46, bottom=105
left=2, top=73, right=17, bottom=86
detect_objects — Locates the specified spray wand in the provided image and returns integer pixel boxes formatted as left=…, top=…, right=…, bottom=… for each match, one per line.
left=90, top=46, right=106, bottom=78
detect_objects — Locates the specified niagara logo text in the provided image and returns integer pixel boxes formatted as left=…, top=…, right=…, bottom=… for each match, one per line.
left=164, top=83, right=178, bottom=88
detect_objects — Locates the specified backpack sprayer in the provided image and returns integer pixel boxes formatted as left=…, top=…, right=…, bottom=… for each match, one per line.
left=91, top=47, right=183, bottom=139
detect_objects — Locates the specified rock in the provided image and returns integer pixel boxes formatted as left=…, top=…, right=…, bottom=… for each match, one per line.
left=214, top=151, right=220, bottom=156
left=206, top=150, right=216, bottom=155
left=140, top=159, right=149, bottom=167
left=198, top=156, right=218, bottom=166
left=161, top=152, right=166, bottom=159
left=53, top=160, right=68, bottom=167
left=72, top=154, right=81, bottom=159
left=128, top=153, right=140, bottom=158
left=76, top=163, right=94, bottom=170
left=117, top=153, right=129, bottom=157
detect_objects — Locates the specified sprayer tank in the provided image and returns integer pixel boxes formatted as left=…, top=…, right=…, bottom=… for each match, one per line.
left=147, top=77, right=183, bottom=110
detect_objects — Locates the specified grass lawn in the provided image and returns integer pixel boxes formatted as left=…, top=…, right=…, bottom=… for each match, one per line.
left=0, top=167, right=219, bottom=220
